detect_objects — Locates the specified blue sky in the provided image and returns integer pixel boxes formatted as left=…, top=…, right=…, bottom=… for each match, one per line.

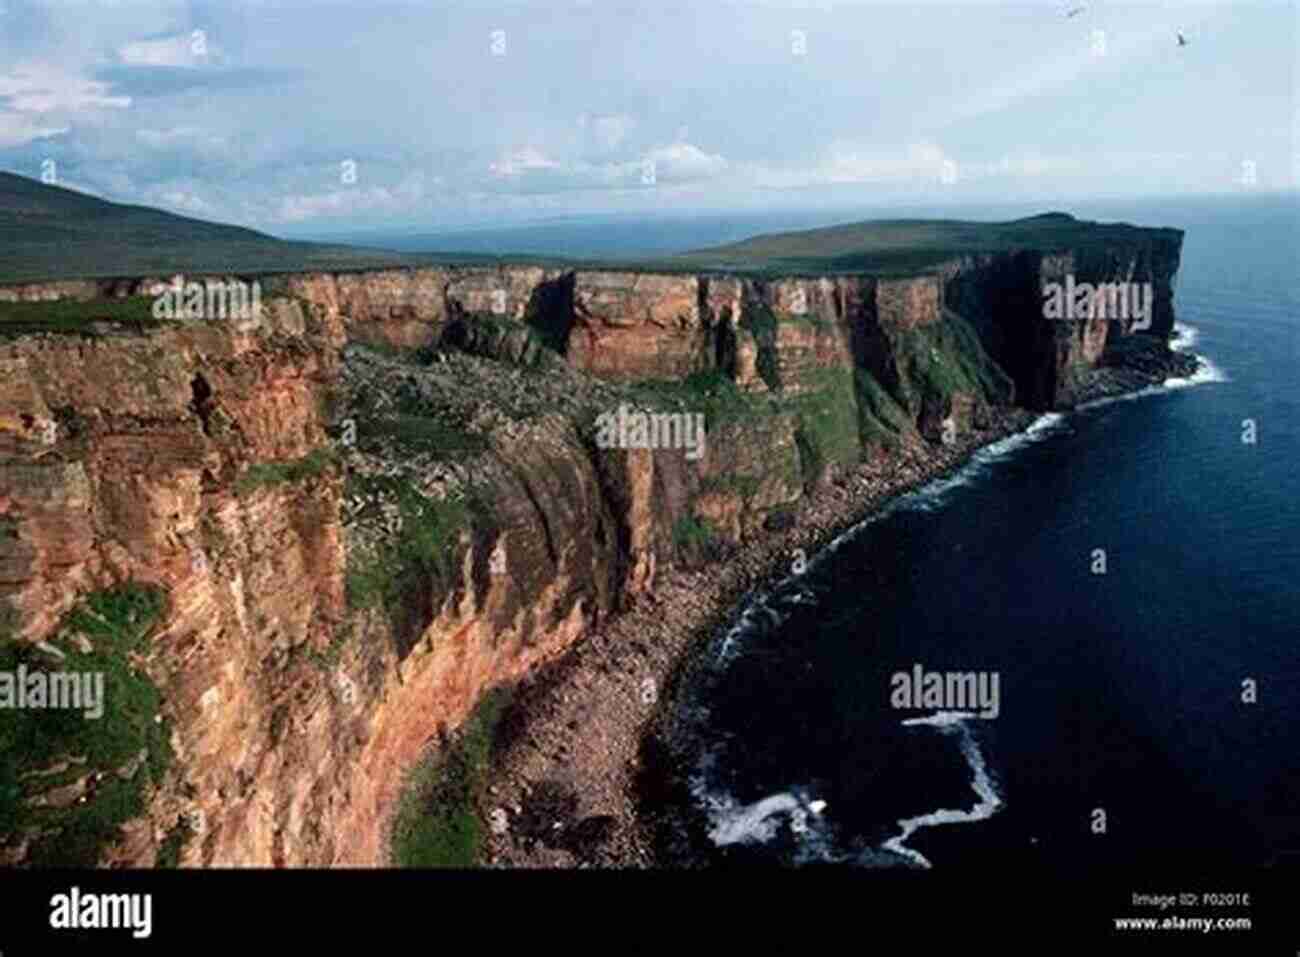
left=0, top=0, right=1294, bottom=235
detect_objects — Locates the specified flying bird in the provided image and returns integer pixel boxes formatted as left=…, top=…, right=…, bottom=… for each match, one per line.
left=1066, top=5, right=1086, bottom=17
left=1177, top=31, right=1188, bottom=46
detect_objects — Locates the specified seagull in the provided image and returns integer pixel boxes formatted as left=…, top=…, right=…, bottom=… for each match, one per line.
left=1177, top=31, right=1188, bottom=46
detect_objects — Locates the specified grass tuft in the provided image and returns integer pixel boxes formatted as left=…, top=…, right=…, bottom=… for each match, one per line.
left=344, top=475, right=475, bottom=617
left=390, top=687, right=512, bottom=868
left=234, top=447, right=336, bottom=496
left=156, top=816, right=194, bottom=868
left=0, top=584, right=171, bottom=867
left=0, top=297, right=165, bottom=338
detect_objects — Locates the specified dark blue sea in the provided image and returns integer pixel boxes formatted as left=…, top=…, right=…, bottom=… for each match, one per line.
left=670, top=194, right=1299, bottom=871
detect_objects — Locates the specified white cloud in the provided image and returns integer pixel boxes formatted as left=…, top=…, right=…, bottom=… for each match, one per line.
left=822, top=141, right=949, bottom=184
left=0, top=112, right=67, bottom=149
left=644, top=142, right=729, bottom=183
left=156, top=190, right=213, bottom=214
left=732, top=143, right=1089, bottom=192
left=745, top=141, right=954, bottom=189
left=578, top=112, right=636, bottom=152
left=276, top=189, right=389, bottom=222
left=136, top=126, right=226, bottom=151
left=0, top=62, right=127, bottom=147
left=117, top=33, right=217, bottom=69
left=488, top=146, right=561, bottom=178
left=0, top=63, right=130, bottom=113
left=273, top=173, right=427, bottom=223
left=482, top=140, right=727, bottom=193
left=984, top=151, right=1087, bottom=179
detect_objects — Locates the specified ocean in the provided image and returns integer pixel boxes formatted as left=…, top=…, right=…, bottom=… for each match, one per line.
left=672, top=194, right=1299, bottom=871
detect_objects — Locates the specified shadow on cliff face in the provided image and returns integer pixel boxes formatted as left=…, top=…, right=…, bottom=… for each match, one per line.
left=523, top=273, right=575, bottom=356
left=389, top=578, right=437, bottom=662
left=942, top=252, right=1048, bottom=408
left=189, top=374, right=215, bottom=436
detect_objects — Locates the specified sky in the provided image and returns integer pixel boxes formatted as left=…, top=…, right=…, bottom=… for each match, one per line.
left=0, top=0, right=1294, bottom=236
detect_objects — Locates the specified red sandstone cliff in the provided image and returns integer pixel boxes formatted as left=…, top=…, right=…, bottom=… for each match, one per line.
left=0, top=247, right=1179, bottom=866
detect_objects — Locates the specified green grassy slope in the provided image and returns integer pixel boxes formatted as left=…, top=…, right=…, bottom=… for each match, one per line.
left=0, top=172, right=420, bottom=282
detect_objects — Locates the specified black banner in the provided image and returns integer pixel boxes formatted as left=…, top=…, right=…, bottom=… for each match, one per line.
left=0, top=864, right=1290, bottom=953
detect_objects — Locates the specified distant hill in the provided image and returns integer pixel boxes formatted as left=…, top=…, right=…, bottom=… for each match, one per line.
left=664, top=211, right=1184, bottom=276
left=0, top=172, right=419, bottom=282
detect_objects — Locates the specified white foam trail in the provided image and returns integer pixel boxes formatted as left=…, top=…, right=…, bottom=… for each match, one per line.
left=1072, top=322, right=1225, bottom=412
left=1076, top=353, right=1227, bottom=412
left=872, top=712, right=1003, bottom=870
left=1164, top=355, right=1228, bottom=388
left=1166, top=322, right=1227, bottom=384
left=901, top=710, right=977, bottom=727
left=695, top=783, right=837, bottom=864
left=708, top=791, right=803, bottom=846
left=715, top=593, right=788, bottom=666
left=782, top=588, right=819, bottom=607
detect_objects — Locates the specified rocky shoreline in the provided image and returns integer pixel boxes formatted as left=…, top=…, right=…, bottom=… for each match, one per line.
left=476, top=339, right=1200, bottom=869
left=478, top=409, right=1035, bottom=867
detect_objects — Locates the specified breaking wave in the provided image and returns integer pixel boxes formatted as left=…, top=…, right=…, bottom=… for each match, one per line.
left=692, top=777, right=839, bottom=865
left=1077, top=323, right=1226, bottom=412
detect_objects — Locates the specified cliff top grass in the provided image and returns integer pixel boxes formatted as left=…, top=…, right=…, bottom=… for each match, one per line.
left=267, top=211, right=1183, bottom=279
left=0, top=297, right=172, bottom=338
left=661, top=212, right=1185, bottom=277
left=1, top=172, right=1182, bottom=285
left=286, top=212, right=1184, bottom=280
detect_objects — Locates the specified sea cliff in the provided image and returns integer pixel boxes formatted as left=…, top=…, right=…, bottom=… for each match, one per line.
left=0, top=222, right=1194, bottom=867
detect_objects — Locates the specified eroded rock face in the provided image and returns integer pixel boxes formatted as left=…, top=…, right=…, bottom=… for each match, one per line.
left=0, top=280, right=102, bottom=302
left=284, top=269, right=449, bottom=350
left=693, top=415, right=803, bottom=541
left=760, top=279, right=861, bottom=397
left=445, top=266, right=555, bottom=321
left=568, top=272, right=713, bottom=380
left=0, top=307, right=357, bottom=866
left=876, top=277, right=941, bottom=330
